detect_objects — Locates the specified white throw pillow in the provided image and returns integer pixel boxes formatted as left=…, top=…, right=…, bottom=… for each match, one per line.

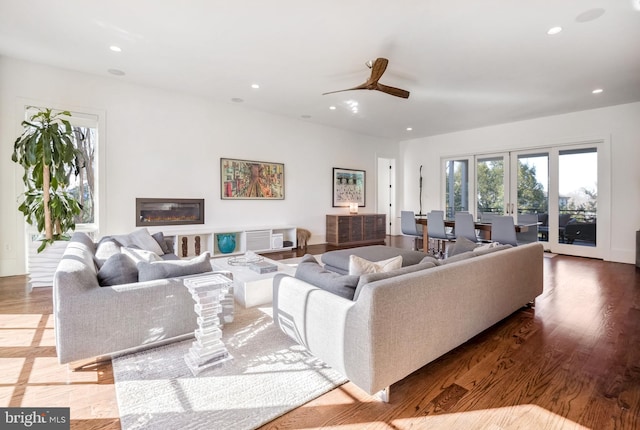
left=121, top=246, right=163, bottom=263
left=348, top=255, right=403, bottom=276
left=475, top=241, right=500, bottom=252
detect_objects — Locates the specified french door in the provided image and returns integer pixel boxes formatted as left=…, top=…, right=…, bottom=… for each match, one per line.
left=444, top=142, right=605, bottom=259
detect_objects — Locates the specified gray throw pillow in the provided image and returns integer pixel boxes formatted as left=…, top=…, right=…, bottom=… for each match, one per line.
left=442, top=251, right=476, bottom=264
left=97, top=253, right=138, bottom=286
left=447, top=236, right=478, bottom=257
left=152, top=231, right=172, bottom=255
left=294, top=254, right=359, bottom=300
left=353, top=261, right=437, bottom=300
left=137, top=252, right=212, bottom=282
left=113, top=228, right=165, bottom=255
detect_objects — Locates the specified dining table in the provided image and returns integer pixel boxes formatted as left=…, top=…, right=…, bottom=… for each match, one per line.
left=415, top=217, right=531, bottom=246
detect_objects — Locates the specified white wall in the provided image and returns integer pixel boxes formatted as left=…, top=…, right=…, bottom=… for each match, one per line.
left=399, top=102, right=640, bottom=263
left=0, top=57, right=397, bottom=276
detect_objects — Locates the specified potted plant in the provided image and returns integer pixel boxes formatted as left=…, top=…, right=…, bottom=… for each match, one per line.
left=12, top=107, right=83, bottom=252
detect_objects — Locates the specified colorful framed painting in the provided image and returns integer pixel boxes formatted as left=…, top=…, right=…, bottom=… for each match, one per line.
left=332, top=167, right=365, bottom=207
left=221, top=158, right=285, bottom=200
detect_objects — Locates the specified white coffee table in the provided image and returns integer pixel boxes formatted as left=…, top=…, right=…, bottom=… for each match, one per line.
left=211, top=256, right=296, bottom=308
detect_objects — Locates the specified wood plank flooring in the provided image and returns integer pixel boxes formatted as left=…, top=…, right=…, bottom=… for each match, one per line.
left=0, top=237, right=638, bottom=429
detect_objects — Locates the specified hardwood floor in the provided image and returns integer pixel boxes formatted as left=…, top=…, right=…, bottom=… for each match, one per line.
left=0, top=237, right=638, bottom=429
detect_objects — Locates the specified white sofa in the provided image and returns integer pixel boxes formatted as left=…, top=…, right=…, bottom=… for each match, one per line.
left=272, top=242, right=544, bottom=399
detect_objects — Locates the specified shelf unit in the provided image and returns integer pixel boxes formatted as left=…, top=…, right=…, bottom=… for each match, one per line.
left=148, top=225, right=297, bottom=258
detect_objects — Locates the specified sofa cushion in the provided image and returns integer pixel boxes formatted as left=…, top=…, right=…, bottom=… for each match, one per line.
left=322, top=245, right=428, bottom=274
left=122, top=246, right=163, bottom=263
left=348, top=255, right=403, bottom=276
left=442, top=251, right=476, bottom=264
left=294, top=254, right=359, bottom=300
left=353, top=260, right=437, bottom=300
left=473, top=243, right=512, bottom=256
left=447, top=236, right=477, bottom=257
left=137, top=252, right=212, bottom=282
left=97, top=253, right=138, bottom=286
left=113, top=228, right=165, bottom=255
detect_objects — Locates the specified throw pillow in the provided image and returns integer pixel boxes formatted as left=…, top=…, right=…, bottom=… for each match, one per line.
left=137, top=252, right=212, bottom=282
left=294, top=254, right=359, bottom=300
left=353, top=261, right=437, bottom=300
left=113, top=228, right=165, bottom=255
left=152, top=231, right=172, bottom=255
left=94, top=237, right=122, bottom=268
left=348, top=255, right=403, bottom=276
left=97, top=253, right=138, bottom=286
left=447, top=236, right=478, bottom=257
left=474, top=241, right=500, bottom=252
left=121, top=246, right=163, bottom=263
left=420, top=255, right=442, bottom=266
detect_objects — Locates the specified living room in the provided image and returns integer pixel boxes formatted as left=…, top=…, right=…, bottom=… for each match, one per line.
left=0, top=1, right=639, bottom=429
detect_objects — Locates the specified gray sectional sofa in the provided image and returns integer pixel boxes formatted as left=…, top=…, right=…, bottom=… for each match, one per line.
left=53, top=231, right=229, bottom=365
left=273, top=242, right=544, bottom=399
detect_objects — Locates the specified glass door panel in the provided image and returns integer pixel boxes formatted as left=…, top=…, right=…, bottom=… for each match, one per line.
left=558, top=148, right=597, bottom=248
left=444, top=159, right=470, bottom=219
left=510, top=152, right=549, bottom=244
left=476, top=155, right=507, bottom=221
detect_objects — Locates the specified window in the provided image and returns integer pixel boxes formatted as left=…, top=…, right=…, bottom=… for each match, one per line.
left=24, top=107, right=99, bottom=230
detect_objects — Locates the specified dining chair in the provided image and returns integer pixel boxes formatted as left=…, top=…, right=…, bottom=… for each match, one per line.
left=400, top=210, right=423, bottom=251
left=516, top=213, right=539, bottom=245
left=427, top=210, right=455, bottom=257
left=491, top=216, right=518, bottom=246
left=454, top=212, right=478, bottom=242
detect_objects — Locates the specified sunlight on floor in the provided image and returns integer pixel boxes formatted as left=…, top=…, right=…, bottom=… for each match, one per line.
left=391, top=404, right=590, bottom=429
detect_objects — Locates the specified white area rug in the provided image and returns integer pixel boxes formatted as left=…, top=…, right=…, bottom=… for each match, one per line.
left=112, top=306, right=346, bottom=430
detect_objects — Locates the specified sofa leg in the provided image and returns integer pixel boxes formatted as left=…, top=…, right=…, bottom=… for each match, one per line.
left=378, top=386, right=391, bottom=403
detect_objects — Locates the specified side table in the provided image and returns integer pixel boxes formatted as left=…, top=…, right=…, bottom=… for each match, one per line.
left=183, top=273, right=234, bottom=375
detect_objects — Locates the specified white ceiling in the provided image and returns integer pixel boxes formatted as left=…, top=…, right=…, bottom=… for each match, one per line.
left=1, top=0, right=639, bottom=140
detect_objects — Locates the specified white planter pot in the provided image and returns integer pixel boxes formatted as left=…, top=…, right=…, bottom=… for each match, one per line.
left=28, top=240, right=69, bottom=288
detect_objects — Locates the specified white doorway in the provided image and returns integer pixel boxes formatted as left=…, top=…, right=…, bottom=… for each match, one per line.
left=377, top=157, right=396, bottom=235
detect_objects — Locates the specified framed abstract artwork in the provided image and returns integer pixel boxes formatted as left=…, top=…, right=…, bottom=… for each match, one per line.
left=332, top=167, right=365, bottom=207
left=221, top=158, right=285, bottom=200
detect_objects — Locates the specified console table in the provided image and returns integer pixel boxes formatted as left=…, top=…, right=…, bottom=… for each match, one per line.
left=326, top=214, right=386, bottom=246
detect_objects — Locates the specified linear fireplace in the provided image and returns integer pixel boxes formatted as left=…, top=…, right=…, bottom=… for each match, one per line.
left=136, top=198, right=205, bottom=227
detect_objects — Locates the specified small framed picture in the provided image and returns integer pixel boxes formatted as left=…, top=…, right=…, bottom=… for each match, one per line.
left=332, top=167, right=365, bottom=207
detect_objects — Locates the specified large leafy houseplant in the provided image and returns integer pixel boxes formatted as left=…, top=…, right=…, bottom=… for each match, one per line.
left=12, top=107, right=82, bottom=252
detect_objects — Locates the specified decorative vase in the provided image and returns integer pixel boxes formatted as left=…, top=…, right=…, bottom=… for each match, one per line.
left=217, top=233, right=236, bottom=254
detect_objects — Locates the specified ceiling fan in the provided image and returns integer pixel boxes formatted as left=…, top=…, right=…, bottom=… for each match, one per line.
left=323, top=57, right=410, bottom=99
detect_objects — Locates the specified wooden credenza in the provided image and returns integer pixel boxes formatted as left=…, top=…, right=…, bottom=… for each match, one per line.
left=326, top=214, right=386, bottom=246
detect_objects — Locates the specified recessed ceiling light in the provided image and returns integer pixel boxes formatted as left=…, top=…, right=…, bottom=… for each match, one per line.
left=406, top=127, right=413, bottom=131
left=107, top=68, right=125, bottom=76
left=251, top=84, right=260, bottom=89
left=109, top=45, right=122, bottom=52
left=547, top=26, right=563, bottom=35
left=329, top=106, right=336, bottom=110
left=592, top=88, right=604, bottom=94
left=231, top=97, right=244, bottom=103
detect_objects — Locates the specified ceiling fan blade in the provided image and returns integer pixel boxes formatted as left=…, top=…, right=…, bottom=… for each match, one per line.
left=367, top=58, right=389, bottom=85
left=322, top=82, right=369, bottom=96
left=376, top=83, right=410, bottom=99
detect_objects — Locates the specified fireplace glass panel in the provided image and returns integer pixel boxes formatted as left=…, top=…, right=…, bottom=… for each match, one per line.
left=136, top=198, right=205, bottom=226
